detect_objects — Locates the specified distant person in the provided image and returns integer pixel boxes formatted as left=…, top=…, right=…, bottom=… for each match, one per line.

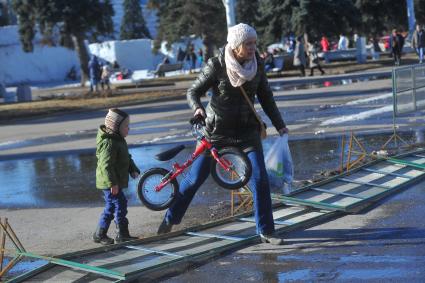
left=93, top=108, right=140, bottom=245
left=412, top=24, right=425, bottom=63
left=186, top=44, right=197, bottom=72
left=320, top=36, right=330, bottom=52
left=353, top=33, right=359, bottom=48
left=307, top=42, right=325, bottom=76
left=338, top=34, right=349, bottom=50
left=293, top=36, right=306, bottom=77
left=383, top=37, right=390, bottom=51
left=162, top=56, right=170, bottom=64
left=121, top=68, right=131, bottom=79
left=390, top=28, right=405, bottom=66
left=198, top=48, right=204, bottom=67
left=369, top=37, right=381, bottom=60
left=100, top=64, right=111, bottom=91
left=155, top=57, right=170, bottom=77
left=112, top=60, right=120, bottom=70
left=263, top=51, right=275, bottom=72
left=177, top=47, right=186, bottom=63
left=288, top=34, right=296, bottom=53
left=66, top=66, right=77, bottom=81
left=89, top=55, right=101, bottom=92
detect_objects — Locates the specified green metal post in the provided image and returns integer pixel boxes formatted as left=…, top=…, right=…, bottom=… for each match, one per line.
left=18, top=252, right=126, bottom=280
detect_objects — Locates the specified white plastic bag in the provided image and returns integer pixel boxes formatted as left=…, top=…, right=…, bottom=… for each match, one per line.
left=265, top=134, right=294, bottom=195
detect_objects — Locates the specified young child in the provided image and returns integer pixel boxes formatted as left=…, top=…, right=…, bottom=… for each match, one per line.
left=93, top=108, right=140, bottom=245
left=100, top=64, right=111, bottom=91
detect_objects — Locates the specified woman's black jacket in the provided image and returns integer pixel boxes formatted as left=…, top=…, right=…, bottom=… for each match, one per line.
left=187, top=47, right=286, bottom=151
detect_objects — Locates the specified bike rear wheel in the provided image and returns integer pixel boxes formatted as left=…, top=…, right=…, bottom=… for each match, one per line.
left=210, top=147, right=252, bottom=190
left=137, top=168, right=178, bottom=211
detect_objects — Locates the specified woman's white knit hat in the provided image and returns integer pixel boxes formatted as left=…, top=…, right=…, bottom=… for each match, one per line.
left=227, top=23, right=257, bottom=49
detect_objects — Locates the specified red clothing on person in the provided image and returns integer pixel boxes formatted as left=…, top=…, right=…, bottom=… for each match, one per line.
left=321, top=37, right=330, bottom=52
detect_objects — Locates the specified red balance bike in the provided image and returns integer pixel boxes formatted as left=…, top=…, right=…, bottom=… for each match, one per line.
left=137, top=115, right=252, bottom=211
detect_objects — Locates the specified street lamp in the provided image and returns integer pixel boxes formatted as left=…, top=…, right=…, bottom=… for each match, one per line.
left=406, top=0, right=416, bottom=38
left=222, top=0, right=236, bottom=28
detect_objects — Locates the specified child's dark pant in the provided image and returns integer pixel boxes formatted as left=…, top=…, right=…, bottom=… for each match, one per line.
left=98, top=189, right=128, bottom=230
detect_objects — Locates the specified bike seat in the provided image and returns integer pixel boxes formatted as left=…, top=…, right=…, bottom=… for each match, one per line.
left=155, top=144, right=185, bottom=161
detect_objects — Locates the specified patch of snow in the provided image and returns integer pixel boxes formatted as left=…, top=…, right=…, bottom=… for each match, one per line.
left=345, top=92, right=392, bottom=105
left=0, top=26, right=79, bottom=85
left=321, top=105, right=393, bottom=126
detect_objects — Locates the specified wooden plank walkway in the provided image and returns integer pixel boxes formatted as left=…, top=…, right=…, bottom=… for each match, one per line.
left=7, top=149, right=425, bottom=282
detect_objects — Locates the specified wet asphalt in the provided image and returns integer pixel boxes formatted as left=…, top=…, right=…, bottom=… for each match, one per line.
left=162, top=180, right=425, bottom=282
left=2, top=71, right=425, bottom=281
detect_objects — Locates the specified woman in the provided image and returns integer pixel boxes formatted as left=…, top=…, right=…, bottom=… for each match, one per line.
left=320, top=36, right=330, bottom=52
left=293, top=36, right=306, bottom=77
left=307, top=42, right=325, bottom=76
left=157, top=23, right=288, bottom=245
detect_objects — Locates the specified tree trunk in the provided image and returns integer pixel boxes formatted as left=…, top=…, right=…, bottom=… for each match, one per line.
left=71, top=33, right=90, bottom=87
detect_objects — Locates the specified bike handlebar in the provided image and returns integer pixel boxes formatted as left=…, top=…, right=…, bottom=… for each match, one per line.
left=189, top=114, right=206, bottom=126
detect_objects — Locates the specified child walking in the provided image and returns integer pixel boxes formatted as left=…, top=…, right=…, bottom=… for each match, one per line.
left=93, top=108, right=140, bottom=245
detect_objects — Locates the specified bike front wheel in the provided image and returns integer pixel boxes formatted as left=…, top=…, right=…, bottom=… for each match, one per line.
left=137, top=168, right=178, bottom=211
left=210, top=147, right=252, bottom=190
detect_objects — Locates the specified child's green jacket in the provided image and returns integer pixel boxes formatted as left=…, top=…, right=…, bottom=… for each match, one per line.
left=96, top=126, right=140, bottom=189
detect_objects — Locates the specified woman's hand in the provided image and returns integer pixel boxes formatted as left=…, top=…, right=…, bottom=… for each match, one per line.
left=194, top=108, right=206, bottom=118
left=278, top=127, right=289, bottom=136
left=110, top=185, right=119, bottom=195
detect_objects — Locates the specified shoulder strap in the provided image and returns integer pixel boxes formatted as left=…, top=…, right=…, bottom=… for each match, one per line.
left=239, top=86, right=263, bottom=125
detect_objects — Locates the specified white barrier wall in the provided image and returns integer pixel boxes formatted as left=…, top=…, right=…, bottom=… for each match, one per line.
left=0, top=26, right=79, bottom=85
left=89, top=39, right=161, bottom=71
left=0, top=25, right=202, bottom=85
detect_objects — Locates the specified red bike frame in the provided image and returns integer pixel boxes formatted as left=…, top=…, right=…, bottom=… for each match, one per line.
left=154, top=137, right=232, bottom=192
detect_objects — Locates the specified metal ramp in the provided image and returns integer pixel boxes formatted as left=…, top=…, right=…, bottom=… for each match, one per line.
left=271, top=151, right=425, bottom=212
left=6, top=149, right=425, bottom=282
left=8, top=206, right=336, bottom=283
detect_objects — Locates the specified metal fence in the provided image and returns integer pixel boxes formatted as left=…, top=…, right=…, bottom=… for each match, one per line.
left=393, top=64, right=425, bottom=116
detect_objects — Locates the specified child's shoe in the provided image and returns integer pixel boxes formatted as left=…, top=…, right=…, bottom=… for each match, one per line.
left=115, top=223, right=138, bottom=243
left=93, top=226, right=114, bottom=245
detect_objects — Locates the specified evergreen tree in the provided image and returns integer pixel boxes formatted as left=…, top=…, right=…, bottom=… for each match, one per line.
left=11, top=0, right=114, bottom=86
left=355, top=0, right=407, bottom=37
left=255, top=0, right=295, bottom=49
left=149, top=0, right=226, bottom=60
left=235, top=0, right=259, bottom=27
left=291, top=0, right=359, bottom=41
left=120, top=0, right=151, bottom=40
left=0, top=1, right=9, bottom=26
left=414, top=0, right=425, bottom=26
left=254, top=0, right=359, bottom=49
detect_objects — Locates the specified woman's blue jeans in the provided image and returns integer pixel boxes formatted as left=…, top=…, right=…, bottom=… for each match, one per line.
left=164, top=149, right=275, bottom=235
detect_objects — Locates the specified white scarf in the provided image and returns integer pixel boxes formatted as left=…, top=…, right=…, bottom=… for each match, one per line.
left=224, top=45, right=257, bottom=87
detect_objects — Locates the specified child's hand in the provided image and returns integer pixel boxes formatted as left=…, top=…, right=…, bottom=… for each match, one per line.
left=111, top=185, right=119, bottom=195
left=131, top=172, right=140, bottom=179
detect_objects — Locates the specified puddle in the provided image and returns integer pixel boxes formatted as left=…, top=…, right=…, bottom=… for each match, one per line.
left=1, top=257, right=47, bottom=279
left=270, top=74, right=391, bottom=91
left=0, top=131, right=418, bottom=209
